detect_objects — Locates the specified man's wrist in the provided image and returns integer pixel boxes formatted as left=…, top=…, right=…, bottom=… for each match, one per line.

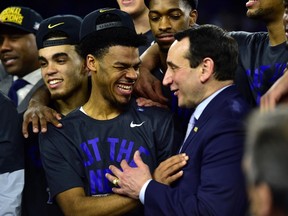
left=139, top=179, right=152, bottom=204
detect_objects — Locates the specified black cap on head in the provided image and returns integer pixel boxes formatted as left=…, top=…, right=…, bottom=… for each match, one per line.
left=36, top=15, right=82, bottom=49
left=0, top=6, right=42, bottom=34
left=80, top=8, right=137, bottom=41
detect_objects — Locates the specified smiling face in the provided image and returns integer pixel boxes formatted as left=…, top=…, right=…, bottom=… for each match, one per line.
left=0, top=27, right=39, bottom=77
left=89, top=45, right=141, bottom=108
left=163, top=38, right=203, bottom=108
left=39, top=44, right=86, bottom=100
left=148, top=0, right=196, bottom=52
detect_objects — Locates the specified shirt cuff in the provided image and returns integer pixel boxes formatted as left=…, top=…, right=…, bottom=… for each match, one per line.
left=139, top=179, right=152, bottom=204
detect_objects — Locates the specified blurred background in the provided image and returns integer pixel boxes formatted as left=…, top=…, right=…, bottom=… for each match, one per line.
left=0, top=0, right=266, bottom=32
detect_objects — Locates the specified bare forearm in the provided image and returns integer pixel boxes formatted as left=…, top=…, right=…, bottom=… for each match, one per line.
left=57, top=191, right=140, bottom=216
left=29, top=84, right=51, bottom=106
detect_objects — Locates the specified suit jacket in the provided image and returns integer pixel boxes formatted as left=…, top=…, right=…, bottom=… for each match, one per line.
left=144, top=85, right=250, bottom=216
left=0, top=69, right=44, bottom=114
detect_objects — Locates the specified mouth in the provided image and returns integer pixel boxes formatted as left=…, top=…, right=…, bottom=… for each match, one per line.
left=47, top=79, right=63, bottom=89
left=1, top=55, right=18, bottom=67
left=116, top=81, right=135, bottom=95
left=246, top=0, right=259, bottom=8
left=156, top=33, right=175, bottom=43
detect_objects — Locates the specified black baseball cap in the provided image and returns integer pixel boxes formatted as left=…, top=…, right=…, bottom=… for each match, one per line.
left=80, top=8, right=137, bottom=41
left=36, top=15, right=82, bottom=49
left=0, top=6, right=43, bottom=34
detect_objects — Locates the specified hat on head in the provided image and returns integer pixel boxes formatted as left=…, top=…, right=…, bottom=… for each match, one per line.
left=36, top=14, right=82, bottom=49
left=0, top=6, right=43, bottom=34
left=80, top=8, right=136, bottom=41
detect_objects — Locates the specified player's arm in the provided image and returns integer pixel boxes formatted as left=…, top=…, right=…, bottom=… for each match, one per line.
left=22, top=85, right=62, bottom=138
left=56, top=187, right=140, bottom=216
left=134, top=43, right=168, bottom=104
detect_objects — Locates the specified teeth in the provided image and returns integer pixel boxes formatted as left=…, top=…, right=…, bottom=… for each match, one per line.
left=118, top=84, right=132, bottom=90
left=49, top=80, right=62, bottom=85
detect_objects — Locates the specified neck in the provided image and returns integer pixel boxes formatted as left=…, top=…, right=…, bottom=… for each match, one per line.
left=131, top=8, right=150, bottom=34
left=265, top=12, right=286, bottom=46
left=82, top=88, right=122, bottom=120
left=54, top=83, right=89, bottom=116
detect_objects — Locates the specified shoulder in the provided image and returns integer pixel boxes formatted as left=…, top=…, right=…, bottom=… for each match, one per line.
left=229, top=31, right=268, bottom=44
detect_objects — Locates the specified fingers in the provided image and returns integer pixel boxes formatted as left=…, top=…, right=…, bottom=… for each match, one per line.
left=153, top=154, right=188, bottom=185
left=152, top=80, right=169, bottom=104
left=133, top=151, right=145, bottom=168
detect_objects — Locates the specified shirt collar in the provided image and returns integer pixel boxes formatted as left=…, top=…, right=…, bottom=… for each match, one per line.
left=194, top=85, right=232, bottom=120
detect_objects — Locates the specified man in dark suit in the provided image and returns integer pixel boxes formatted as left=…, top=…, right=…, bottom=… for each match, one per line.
left=0, top=6, right=43, bottom=113
left=106, top=24, right=251, bottom=215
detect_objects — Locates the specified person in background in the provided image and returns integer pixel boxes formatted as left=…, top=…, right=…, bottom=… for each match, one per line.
left=260, top=0, right=288, bottom=111
left=135, top=0, right=287, bottom=109
left=106, top=24, right=250, bottom=215
left=0, top=6, right=43, bottom=113
left=39, top=8, right=177, bottom=215
left=117, top=0, right=154, bottom=55
left=0, top=92, right=24, bottom=215
left=21, top=14, right=89, bottom=216
left=244, top=107, right=288, bottom=216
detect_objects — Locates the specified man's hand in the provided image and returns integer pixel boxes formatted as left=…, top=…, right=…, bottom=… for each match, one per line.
left=153, top=153, right=188, bottom=185
left=134, top=68, right=168, bottom=104
left=22, top=99, right=62, bottom=138
left=106, top=151, right=152, bottom=199
left=261, top=69, right=288, bottom=112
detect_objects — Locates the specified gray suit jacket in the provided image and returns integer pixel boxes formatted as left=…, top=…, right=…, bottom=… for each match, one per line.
left=0, top=69, right=44, bottom=114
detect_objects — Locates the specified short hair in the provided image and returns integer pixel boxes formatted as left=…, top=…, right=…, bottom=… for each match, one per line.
left=245, top=107, right=288, bottom=213
left=145, top=0, right=198, bottom=10
left=79, top=12, right=147, bottom=59
left=175, top=24, right=238, bottom=81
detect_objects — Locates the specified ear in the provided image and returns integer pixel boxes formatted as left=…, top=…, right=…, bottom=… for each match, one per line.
left=86, top=54, right=98, bottom=72
left=188, top=9, right=198, bottom=27
left=200, top=57, right=214, bottom=83
left=255, top=183, right=273, bottom=216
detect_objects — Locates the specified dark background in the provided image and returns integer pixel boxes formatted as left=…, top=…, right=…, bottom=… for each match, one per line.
left=0, top=0, right=266, bottom=32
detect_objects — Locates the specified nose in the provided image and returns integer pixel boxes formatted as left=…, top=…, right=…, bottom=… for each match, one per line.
left=126, top=67, right=139, bottom=80
left=163, top=68, right=173, bottom=86
left=159, top=16, right=172, bottom=31
left=42, top=62, right=57, bottom=77
left=0, top=36, right=12, bottom=53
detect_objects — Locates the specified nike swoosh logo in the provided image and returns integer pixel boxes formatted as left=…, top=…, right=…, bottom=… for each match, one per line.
left=130, top=121, right=145, bottom=128
left=48, top=22, right=65, bottom=29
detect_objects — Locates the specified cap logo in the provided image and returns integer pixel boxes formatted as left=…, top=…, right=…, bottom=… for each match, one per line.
left=48, top=22, right=65, bottom=29
left=99, top=8, right=115, bottom=13
left=0, top=7, right=24, bottom=25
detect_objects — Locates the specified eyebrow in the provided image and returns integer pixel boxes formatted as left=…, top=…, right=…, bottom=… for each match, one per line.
left=167, top=61, right=178, bottom=68
left=38, top=52, right=68, bottom=61
left=149, top=8, right=183, bottom=15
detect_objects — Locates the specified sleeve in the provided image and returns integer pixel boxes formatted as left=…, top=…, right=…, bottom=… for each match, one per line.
left=39, top=126, right=85, bottom=198
left=0, top=170, right=24, bottom=216
left=144, top=119, right=248, bottom=216
left=0, top=96, right=24, bottom=215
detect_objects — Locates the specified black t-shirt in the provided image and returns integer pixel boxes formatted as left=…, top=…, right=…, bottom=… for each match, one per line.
left=231, top=31, right=288, bottom=107
left=39, top=100, right=177, bottom=200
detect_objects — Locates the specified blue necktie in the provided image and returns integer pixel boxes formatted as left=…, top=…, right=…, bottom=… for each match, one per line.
left=8, top=79, right=29, bottom=106
left=179, top=114, right=197, bottom=153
